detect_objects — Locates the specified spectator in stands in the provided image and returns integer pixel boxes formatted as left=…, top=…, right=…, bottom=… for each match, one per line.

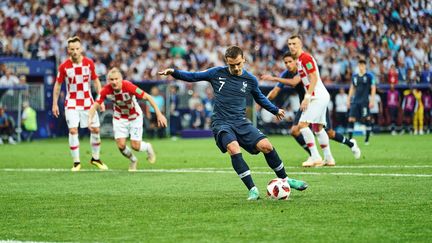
left=386, top=83, right=400, bottom=135
left=21, top=101, right=37, bottom=142
left=0, top=68, right=19, bottom=86
left=146, top=86, right=165, bottom=138
left=0, top=106, right=16, bottom=144
left=420, top=63, right=431, bottom=84
left=190, top=103, right=205, bottom=129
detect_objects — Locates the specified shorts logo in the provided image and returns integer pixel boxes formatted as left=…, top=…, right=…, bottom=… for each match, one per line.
left=306, top=62, right=313, bottom=70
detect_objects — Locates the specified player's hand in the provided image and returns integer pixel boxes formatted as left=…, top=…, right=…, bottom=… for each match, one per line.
left=275, top=109, right=285, bottom=121
left=156, top=113, right=168, bottom=128
left=100, top=102, right=106, bottom=112
left=260, top=74, right=275, bottom=82
left=158, top=68, right=174, bottom=76
left=52, top=104, right=59, bottom=118
left=300, top=99, right=310, bottom=111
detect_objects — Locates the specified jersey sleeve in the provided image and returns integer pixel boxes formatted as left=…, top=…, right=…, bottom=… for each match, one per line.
left=300, top=54, right=317, bottom=74
left=172, top=67, right=218, bottom=82
left=56, top=64, right=66, bottom=84
left=251, top=76, right=279, bottom=114
left=368, top=73, right=376, bottom=85
left=276, top=70, right=288, bottom=89
left=125, top=81, right=146, bottom=99
left=95, top=86, right=110, bottom=104
left=89, top=59, right=98, bottom=80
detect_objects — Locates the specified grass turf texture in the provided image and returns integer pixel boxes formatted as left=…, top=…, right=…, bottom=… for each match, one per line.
left=0, top=134, right=431, bottom=242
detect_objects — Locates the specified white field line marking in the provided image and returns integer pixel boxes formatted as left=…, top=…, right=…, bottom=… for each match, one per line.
left=0, top=168, right=431, bottom=177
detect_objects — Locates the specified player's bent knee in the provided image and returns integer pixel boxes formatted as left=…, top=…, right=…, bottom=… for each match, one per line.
left=327, top=129, right=335, bottom=138
left=226, top=141, right=241, bottom=155
left=69, top=128, right=78, bottom=135
left=298, top=122, right=309, bottom=129
left=256, top=139, right=273, bottom=153
left=131, top=141, right=141, bottom=151
left=291, top=125, right=300, bottom=136
left=89, top=127, right=99, bottom=133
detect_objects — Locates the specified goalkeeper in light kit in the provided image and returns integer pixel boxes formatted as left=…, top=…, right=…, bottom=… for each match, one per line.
left=88, top=68, right=167, bottom=171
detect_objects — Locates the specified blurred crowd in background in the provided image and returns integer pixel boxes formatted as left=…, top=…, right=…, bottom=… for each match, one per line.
left=0, top=0, right=432, bottom=141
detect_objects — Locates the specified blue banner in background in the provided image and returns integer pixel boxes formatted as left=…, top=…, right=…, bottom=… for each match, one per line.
left=0, top=57, right=55, bottom=77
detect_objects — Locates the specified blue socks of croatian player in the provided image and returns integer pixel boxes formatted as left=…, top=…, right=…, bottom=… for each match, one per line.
left=231, top=153, right=255, bottom=190
left=294, top=134, right=311, bottom=156
left=333, top=132, right=354, bottom=148
left=264, top=148, right=287, bottom=179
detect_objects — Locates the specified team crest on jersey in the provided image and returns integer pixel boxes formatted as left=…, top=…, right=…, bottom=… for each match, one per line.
left=241, top=81, right=247, bottom=92
left=122, top=93, right=131, bottom=101
left=82, top=66, right=90, bottom=75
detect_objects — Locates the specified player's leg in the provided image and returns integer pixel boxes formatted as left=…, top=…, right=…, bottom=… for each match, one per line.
left=326, top=110, right=361, bottom=159
left=347, top=103, right=358, bottom=139
left=291, top=110, right=311, bottom=157
left=390, top=107, right=397, bottom=135
left=65, top=109, right=81, bottom=171
left=130, top=117, right=155, bottom=164
left=214, top=126, right=257, bottom=200
left=117, top=137, right=138, bottom=170
left=255, top=138, right=308, bottom=191
left=114, top=119, right=138, bottom=169
left=82, top=111, right=107, bottom=170
left=313, top=124, right=335, bottom=166
left=419, top=108, right=424, bottom=135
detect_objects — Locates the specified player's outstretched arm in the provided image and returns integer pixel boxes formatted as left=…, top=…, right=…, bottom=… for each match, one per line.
left=261, top=74, right=301, bottom=87
left=143, top=93, right=167, bottom=128
left=159, top=68, right=212, bottom=83
left=52, top=82, right=61, bottom=118
left=267, top=86, right=281, bottom=100
left=158, top=68, right=174, bottom=76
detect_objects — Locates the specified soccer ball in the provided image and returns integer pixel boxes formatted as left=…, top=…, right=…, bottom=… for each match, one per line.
left=266, top=178, right=291, bottom=200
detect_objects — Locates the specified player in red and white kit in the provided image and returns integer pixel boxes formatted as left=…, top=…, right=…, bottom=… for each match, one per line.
left=88, top=68, right=167, bottom=171
left=288, top=35, right=334, bottom=167
left=52, top=36, right=108, bottom=171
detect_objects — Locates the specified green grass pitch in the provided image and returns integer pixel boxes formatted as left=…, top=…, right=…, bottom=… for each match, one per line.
left=0, top=134, right=431, bottom=242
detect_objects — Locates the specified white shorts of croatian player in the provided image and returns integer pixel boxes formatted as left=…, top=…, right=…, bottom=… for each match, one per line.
left=65, top=109, right=100, bottom=128
left=113, top=115, right=143, bottom=141
left=299, top=96, right=329, bottom=126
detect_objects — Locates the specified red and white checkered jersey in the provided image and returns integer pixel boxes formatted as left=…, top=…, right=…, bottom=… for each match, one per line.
left=56, top=57, right=98, bottom=110
left=96, top=80, right=146, bottom=121
left=297, top=52, right=329, bottom=99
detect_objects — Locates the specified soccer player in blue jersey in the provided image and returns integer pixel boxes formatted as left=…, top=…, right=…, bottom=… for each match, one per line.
left=159, top=46, right=308, bottom=200
left=262, top=51, right=361, bottom=165
left=347, top=59, right=376, bottom=145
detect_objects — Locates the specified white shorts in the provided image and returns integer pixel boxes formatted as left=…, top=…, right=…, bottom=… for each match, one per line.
left=299, top=97, right=329, bottom=126
left=113, top=116, right=143, bottom=141
left=65, top=109, right=100, bottom=129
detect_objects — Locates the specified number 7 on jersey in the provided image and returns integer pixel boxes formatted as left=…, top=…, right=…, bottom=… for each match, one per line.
left=218, top=81, right=225, bottom=91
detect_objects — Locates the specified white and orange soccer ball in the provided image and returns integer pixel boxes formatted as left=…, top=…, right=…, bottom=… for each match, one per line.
left=266, top=178, right=291, bottom=200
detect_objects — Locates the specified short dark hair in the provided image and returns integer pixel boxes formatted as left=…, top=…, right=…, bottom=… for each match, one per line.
left=359, top=58, right=367, bottom=64
left=225, top=46, right=243, bottom=59
left=282, top=51, right=294, bottom=59
left=289, top=35, right=302, bottom=41
left=67, top=36, right=81, bottom=44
